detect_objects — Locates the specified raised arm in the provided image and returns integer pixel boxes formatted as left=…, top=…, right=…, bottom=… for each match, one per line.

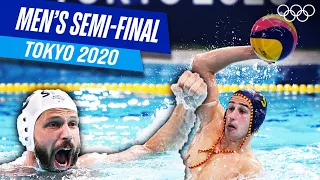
left=191, top=46, right=259, bottom=129
left=144, top=71, right=207, bottom=151
left=79, top=71, right=208, bottom=165
left=192, top=46, right=258, bottom=103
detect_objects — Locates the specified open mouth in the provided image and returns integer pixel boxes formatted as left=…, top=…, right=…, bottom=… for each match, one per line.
left=53, top=148, right=72, bottom=170
left=227, top=124, right=237, bottom=130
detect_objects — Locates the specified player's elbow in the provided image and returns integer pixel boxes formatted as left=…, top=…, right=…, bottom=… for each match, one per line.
left=192, top=54, right=206, bottom=73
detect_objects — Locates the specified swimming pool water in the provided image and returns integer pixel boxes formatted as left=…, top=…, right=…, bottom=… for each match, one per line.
left=0, top=62, right=319, bottom=179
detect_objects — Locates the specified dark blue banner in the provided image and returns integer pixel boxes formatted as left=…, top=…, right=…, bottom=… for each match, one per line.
left=0, top=0, right=172, bottom=72
left=0, top=1, right=170, bottom=54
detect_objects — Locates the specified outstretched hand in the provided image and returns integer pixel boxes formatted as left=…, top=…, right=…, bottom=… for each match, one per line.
left=171, top=71, right=207, bottom=110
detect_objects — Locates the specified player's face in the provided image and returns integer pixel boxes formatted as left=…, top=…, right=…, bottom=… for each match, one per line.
left=34, top=108, right=81, bottom=172
left=225, top=96, right=251, bottom=142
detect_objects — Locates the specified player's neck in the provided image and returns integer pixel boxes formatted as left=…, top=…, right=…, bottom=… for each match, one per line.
left=219, top=135, right=252, bottom=153
left=24, top=151, right=38, bottom=167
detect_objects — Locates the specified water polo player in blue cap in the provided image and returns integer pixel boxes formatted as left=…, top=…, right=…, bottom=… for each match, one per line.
left=183, top=46, right=268, bottom=179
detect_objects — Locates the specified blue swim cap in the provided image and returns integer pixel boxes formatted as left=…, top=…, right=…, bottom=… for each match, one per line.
left=230, top=89, right=267, bottom=135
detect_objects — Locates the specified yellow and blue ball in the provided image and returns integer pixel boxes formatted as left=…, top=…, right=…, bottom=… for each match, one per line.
left=250, top=14, right=298, bottom=62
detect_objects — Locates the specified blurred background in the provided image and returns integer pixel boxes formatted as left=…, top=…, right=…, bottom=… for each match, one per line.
left=47, top=0, right=320, bottom=84
left=50, top=0, right=320, bottom=49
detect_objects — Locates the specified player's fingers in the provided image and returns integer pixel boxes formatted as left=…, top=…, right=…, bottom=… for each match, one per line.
left=183, top=73, right=199, bottom=92
left=194, top=82, right=207, bottom=98
left=188, top=77, right=204, bottom=96
left=171, top=84, right=183, bottom=94
left=177, top=71, right=192, bottom=88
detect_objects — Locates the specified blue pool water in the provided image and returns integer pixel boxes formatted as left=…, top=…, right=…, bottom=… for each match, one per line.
left=0, top=61, right=319, bottom=179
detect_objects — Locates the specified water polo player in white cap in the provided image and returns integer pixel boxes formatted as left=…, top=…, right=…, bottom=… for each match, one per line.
left=1, top=73, right=208, bottom=173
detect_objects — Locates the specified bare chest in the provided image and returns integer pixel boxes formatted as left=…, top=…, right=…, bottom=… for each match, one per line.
left=188, top=153, right=240, bottom=179
left=186, top=127, right=220, bottom=168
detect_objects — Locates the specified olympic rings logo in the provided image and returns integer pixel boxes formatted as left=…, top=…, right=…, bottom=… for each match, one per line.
left=277, top=4, right=316, bottom=22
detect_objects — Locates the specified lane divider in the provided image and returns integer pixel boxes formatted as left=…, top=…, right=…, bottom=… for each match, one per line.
left=0, top=83, right=319, bottom=95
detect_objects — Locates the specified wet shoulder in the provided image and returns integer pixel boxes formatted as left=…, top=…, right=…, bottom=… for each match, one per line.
left=240, top=152, right=262, bottom=167
left=0, top=161, right=37, bottom=175
left=238, top=153, right=263, bottom=178
left=0, top=152, right=35, bottom=169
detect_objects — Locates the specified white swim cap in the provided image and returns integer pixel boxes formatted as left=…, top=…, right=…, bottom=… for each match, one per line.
left=17, top=89, right=78, bottom=152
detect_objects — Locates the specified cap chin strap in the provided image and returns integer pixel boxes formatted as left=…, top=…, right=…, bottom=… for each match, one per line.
left=188, top=129, right=251, bottom=169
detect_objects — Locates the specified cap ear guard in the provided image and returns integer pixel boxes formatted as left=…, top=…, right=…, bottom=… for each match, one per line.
left=17, top=91, right=41, bottom=152
left=17, top=111, right=36, bottom=152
